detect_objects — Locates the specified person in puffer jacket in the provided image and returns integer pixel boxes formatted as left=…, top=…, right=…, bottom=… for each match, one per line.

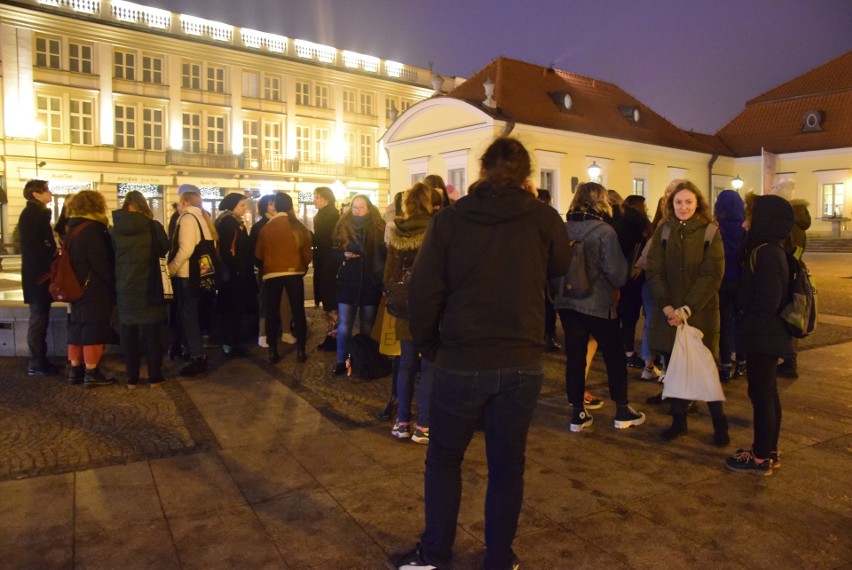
left=713, top=190, right=746, bottom=381
left=552, top=182, right=645, bottom=433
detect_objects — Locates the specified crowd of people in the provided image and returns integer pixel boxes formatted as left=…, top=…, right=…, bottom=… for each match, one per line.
left=16, top=135, right=809, bottom=570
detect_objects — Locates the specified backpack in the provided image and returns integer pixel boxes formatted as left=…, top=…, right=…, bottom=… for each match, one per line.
left=44, top=221, right=92, bottom=303
left=547, top=238, right=591, bottom=302
left=750, top=245, right=817, bottom=338
left=346, top=333, right=393, bottom=379
left=660, top=222, right=718, bottom=250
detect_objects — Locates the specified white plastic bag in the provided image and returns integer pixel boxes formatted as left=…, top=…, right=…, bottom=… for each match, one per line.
left=662, top=310, right=725, bottom=402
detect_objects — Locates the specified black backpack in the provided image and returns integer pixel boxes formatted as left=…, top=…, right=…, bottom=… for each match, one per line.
left=750, top=245, right=817, bottom=338
left=547, top=238, right=591, bottom=302
left=346, top=333, right=393, bottom=379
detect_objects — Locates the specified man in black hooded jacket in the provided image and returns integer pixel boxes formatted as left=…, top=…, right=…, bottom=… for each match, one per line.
left=397, top=138, right=570, bottom=570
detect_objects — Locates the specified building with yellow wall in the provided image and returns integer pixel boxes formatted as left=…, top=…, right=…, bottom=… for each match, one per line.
left=0, top=0, right=437, bottom=240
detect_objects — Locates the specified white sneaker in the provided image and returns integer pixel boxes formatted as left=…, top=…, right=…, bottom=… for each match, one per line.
left=258, top=336, right=268, bottom=348
left=641, top=365, right=661, bottom=381
left=281, top=332, right=297, bottom=344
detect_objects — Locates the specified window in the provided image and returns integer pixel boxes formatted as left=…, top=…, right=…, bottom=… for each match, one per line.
left=69, top=99, right=93, bottom=145
left=263, top=122, right=281, bottom=166
left=314, top=128, right=329, bottom=163
left=114, top=104, right=137, bottom=148
left=182, top=62, right=201, bottom=89
left=448, top=168, right=466, bottom=196
left=182, top=112, right=201, bottom=152
left=37, top=95, right=62, bottom=143
left=207, top=65, right=225, bottom=93
left=386, top=97, right=398, bottom=119
left=263, top=75, right=280, bottom=101
left=359, top=133, right=374, bottom=167
left=400, top=99, right=413, bottom=112
left=360, top=92, right=373, bottom=116
left=114, top=50, right=136, bottom=80
left=295, top=81, right=310, bottom=106
left=142, top=55, right=164, bottom=84
left=68, top=42, right=93, bottom=74
left=823, top=183, right=845, bottom=217
left=295, top=126, right=310, bottom=162
left=242, top=72, right=259, bottom=98
left=207, top=115, right=225, bottom=154
left=344, top=131, right=356, bottom=164
left=540, top=170, right=555, bottom=193
left=632, top=178, right=646, bottom=197
left=314, top=84, right=330, bottom=109
left=342, top=89, right=356, bottom=113
left=243, top=119, right=259, bottom=164
left=142, top=107, right=164, bottom=150
left=35, top=36, right=61, bottom=69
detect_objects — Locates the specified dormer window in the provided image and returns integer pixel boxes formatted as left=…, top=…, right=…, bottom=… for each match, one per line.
left=548, top=90, right=573, bottom=112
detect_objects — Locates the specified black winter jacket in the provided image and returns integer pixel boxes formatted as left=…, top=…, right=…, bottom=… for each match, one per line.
left=19, top=200, right=57, bottom=305
left=409, top=181, right=571, bottom=369
left=312, top=204, right=341, bottom=309
left=333, top=223, right=386, bottom=306
left=111, top=209, right=169, bottom=325
left=736, top=195, right=794, bottom=359
left=66, top=217, right=117, bottom=346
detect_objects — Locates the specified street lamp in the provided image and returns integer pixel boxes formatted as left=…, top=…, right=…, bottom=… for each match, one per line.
left=587, top=161, right=601, bottom=180
left=731, top=174, right=744, bottom=191
left=34, top=121, right=47, bottom=176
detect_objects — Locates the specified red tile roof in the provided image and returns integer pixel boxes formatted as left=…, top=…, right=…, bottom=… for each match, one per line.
left=447, top=57, right=716, bottom=154
left=717, top=50, right=852, bottom=156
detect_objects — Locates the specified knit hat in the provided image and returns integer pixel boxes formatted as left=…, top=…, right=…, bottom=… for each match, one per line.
left=218, top=192, right=245, bottom=212
left=273, top=192, right=293, bottom=213
left=178, top=184, right=199, bottom=195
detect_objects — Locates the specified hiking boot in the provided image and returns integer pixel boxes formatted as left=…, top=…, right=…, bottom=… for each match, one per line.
left=726, top=449, right=772, bottom=476
left=614, top=405, right=646, bottom=429
left=640, top=365, right=661, bottom=381
left=391, top=420, right=411, bottom=439
left=660, top=414, right=687, bottom=441
left=396, top=544, right=437, bottom=569
left=411, top=426, right=430, bottom=444
left=583, top=391, right=604, bottom=410
left=84, top=368, right=115, bottom=388
left=570, top=408, right=594, bottom=432
left=625, top=353, right=644, bottom=369
left=179, top=356, right=207, bottom=377
left=712, top=415, right=730, bottom=446
left=68, top=364, right=86, bottom=385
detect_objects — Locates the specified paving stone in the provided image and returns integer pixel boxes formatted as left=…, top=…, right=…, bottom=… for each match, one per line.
left=149, top=452, right=246, bottom=519
left=0, top=473, right=73, bottom=549
left=218, top=442, right=320, bottom=504
left=74, top=462, right=163, bottom=534
left=74, top=519, right=180, bottom=570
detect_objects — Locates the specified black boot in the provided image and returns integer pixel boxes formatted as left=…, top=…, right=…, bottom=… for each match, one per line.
left=543, top=334, right=562, bottom=353
left=84, top=367, right=115, bottom=388
left=660, top=414, right=687, bottom=441
left=68, top=364, right=86, bottom=385
left=777, top=357, right=798, bottom=379
left=296, top=345, right=307, bottom=363
left=712, top=415, right=730, bottom=446
left=268, top=345, right=279, bottom=364
left=179, top=355, right=207, bottom=377
left=317, top=335, right=337, bottom=352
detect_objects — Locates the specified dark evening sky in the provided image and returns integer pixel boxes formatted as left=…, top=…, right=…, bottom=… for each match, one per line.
left=143, top=0, right=852, bottom=134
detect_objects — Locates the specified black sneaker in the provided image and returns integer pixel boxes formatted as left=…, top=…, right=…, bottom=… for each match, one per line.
left=719, top=365, right=733, bottom=383
left=777, top=360, right=798, bottom=379
left=614, top=405, right=646, bottom=429
left=570, top=408, right=594, bottom=432
left=625, top=353, right=644, bottom=368
left=726, top=449, right=772, bottom=476
left=84, top=368, right=115, bottom=388
left=645, top=391, right=663, bottom=405
left=127, top=378, right=139, bottom=390
left=179, top=356, right=207, bottom=377
left=27, top=362, right=60, bottom=377
left=396, top=544, right=437, bottom=569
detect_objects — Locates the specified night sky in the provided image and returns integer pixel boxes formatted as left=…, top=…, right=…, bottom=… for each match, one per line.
left=143, top=0, right=852, bottom=134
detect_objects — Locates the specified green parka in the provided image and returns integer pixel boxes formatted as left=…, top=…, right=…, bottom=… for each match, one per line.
left=646, top=215, right=724, bottom=358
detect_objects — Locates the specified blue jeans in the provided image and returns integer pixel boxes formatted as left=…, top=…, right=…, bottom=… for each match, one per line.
left=421, top=365, right=543, bottom=569
left=396, top=343, right=433, bottom=427
left=176, top=278, right=203, bottom=358
left=336, top=303, right=377, bottom=363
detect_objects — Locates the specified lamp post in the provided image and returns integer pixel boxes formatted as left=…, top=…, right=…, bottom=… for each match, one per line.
left=731, top=174, right=744, bottom=191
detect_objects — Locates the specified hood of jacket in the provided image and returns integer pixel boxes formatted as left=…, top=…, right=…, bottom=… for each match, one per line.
left=713, top=190, right=745, bottom=224
left=111, top=209, right=150, bottom=237
left=453, top=181, right=539, bottom=226
left=565, top=210, right=609, bottom=240
left=389, top=213, right=431, bottom=250
left=748, top=195, right=794, bottom=248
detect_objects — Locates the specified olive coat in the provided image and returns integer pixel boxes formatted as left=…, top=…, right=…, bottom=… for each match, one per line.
left=66, top=217, right=117, bottom=346
left=19, top=199, right=57, bottom=305
left=111, top=209, right=170, bottom=325
left=646, top=216, right=724, bottom=358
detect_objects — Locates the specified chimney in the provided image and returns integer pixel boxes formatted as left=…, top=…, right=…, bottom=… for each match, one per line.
left=483, top=77, right=496, bottom=108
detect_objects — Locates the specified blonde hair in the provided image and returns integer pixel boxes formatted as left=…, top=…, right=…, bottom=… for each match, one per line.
left=569, top=182, right=612, bottom=217
left=404, top=182, right=440, bottom=218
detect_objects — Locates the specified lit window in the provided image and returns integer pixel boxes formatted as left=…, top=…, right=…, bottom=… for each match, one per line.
left=35, top=36, right=61, bottom=69
left=37, top=95, right=62, bottom=143
left=295, top=81, right=310, bottom=106
left=344, top=131, right=356, bottom=164
left=115, top=104, right=137, bottom=148
left=114, top=50, right=136, bottom=80
left=142, top=55, right=164, bottom=84
left=207, top=115, right=225, bottom=154
left=823, top=183, right=845, bottom=217
left=343, top=89, right=356, bottom=113
left=360, top=92, right=373, bottom=116
left=632, top=178, right=646, bottom=197
left=207, top=65, right=225, bottom=93
left=449, top=168, right=466, bottom=196
left=315, top=84, right=329, bottom=109
left=243, top=119, right=259, bottom=163
left=242, top=71, right=259, bottom=98
left=314, top=128, right=328, bottom=163
left=295, top=126, right=310, bottom=162
left=68, top=42, right=93, bottom=74
left=360, top=133, right=374, bottom=167
left=182, top=112, right=201, bottom=152
left=142, top=107, right=164, bottom=151
left=263, top=75, right=280, bottom=101
left=263, top=121, right=281, bottom=167
left=69, top=98, right=93, bottom=145
left=182, top=62, right=201, bottom=89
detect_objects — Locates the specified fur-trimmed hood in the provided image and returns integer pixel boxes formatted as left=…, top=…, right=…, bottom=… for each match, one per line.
left=388, top=213, right=431, bottom=251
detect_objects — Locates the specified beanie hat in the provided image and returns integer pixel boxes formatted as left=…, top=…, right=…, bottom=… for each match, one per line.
left=178, top=184, right=199, bottom=195
left=274, top=192, right=293, bottom=213
left=218, top=192, right=245, bottom=212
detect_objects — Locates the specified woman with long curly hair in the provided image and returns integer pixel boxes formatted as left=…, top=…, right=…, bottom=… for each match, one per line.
left=331, top=194, right=386, bottom=375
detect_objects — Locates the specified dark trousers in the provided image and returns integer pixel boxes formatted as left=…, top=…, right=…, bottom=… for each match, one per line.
left=658, top=350, right=726, bottom=418
left=218, top=283, right=246, bottom=349
left=421, top=365, right=543, bottom=570
left=265, top=275, right=306, bottom=347
left=746, top=352, right=782, bottom=459
left=544, top=298, right=556, bottom=338
left=27, top=302, right=51, bottom=366
left=176, top=278, right=203, bottom=358
left=618, top=281, right=643, bottom=354
left=718, top=280, right=739, bottom=366
left=121, top=323, right=164, bottom=381
left=558, top=309, right=628, bottom=406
